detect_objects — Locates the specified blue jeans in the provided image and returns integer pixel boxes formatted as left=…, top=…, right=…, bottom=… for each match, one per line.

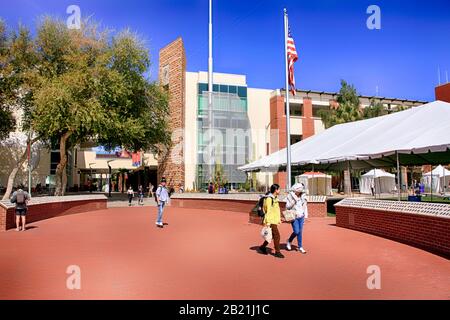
left=157, top=201, right=166, bottom=224
left=289, top=216, right=305, bottom=248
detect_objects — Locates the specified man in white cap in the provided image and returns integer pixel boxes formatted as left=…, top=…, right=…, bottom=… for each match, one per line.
left=155, top=177, right=169, bottom=228
left=285, top=183, right=308, bottom=254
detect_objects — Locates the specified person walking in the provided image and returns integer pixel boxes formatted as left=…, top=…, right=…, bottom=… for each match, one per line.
left=148, top=182, right=153, bottom=198
left=208, top=182, right=214, bottom=194
left=127, top=186, right=134, bottom=206
left=285, top=183, right=308, bottom=254
left=138, top=185, right=144, bottom=205
left=155, top=177, right=169, bottom=228
left=258, top=184, right=284, bottom=259
left=10, top=188, right=31, bottom=231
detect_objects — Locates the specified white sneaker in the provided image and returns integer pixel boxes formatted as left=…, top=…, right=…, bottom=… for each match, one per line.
left=286, top=240, right=292, bottom=251
left=299, top=247, right=307, bottom=254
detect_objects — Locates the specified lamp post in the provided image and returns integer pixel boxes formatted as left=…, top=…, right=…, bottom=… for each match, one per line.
left=107, top=160, right=115, bottom=198
left=89, top=163, right=95, bottom=192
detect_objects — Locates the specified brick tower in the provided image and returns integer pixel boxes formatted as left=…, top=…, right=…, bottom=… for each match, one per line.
left=158, top=38, right=186, bottom=190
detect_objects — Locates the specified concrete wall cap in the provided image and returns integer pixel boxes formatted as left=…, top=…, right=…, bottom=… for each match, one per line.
left=0, top=194, right=107, bottom=209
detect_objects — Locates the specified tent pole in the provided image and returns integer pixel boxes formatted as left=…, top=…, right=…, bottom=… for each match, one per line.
left=312, top=164, right=315, bottom=195
left=430, top=165, right=433, bottom=202
left=396, top=152, right=401, bottom=201
left=375, top=169, right=379, bottom=199
left=347, top=160, right=352, bottom=197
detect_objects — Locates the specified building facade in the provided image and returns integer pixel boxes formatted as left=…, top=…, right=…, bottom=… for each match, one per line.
left=159, top=38, right=428, bottom=191
left=2, top=37, right=441, bottom=194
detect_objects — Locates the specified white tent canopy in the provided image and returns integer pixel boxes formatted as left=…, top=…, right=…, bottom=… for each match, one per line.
left=421, top=165, right=450, bottom=194
left=295, top=172, right=333, bottom=196
left=359, top=169, right=396, bottom=195
left=239, top=101, right=450, bottom=172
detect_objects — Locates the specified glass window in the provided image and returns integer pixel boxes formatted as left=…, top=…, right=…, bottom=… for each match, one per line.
left=198, top=83, right=208, bottom=94
left=213, top=84, right=219, bottom=92
left=237, top=86, right=247, bottom=98
left=286, top=103, right=303, bottom=116
left=228, top=86, right=237, bottom=94
left=219, top=84, right=228, bottom=93
left=291, top=135, right=302, bottom=145
left=50, top=152, right=60, bottom=163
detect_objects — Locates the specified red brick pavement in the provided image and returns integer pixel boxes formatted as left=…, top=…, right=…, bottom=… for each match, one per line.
left=0, top=206, right=449, bottom=300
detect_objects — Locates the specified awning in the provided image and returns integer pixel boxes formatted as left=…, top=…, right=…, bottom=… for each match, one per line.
left=239, top=100, right=450, bottom=172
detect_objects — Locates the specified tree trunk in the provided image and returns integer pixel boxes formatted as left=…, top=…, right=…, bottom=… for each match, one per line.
left=2, top=137, right=39, bottom=200
left=54, top=132, right=71, bottom=196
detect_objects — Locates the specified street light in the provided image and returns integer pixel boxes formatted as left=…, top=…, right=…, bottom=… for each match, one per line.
left=88, top=163, right=95, bottom=193
left=106, top=160, right=116, bottom=198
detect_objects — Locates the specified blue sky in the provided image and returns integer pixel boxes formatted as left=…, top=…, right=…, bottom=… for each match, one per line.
left=1, top=0, right=449, bottom=101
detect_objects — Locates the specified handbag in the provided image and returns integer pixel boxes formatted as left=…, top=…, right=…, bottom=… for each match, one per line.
left=282, top=209, right=297, bottom=222
left=261, top=226, right=272, bottom=243
left=282, top=193, right=297, bottom=222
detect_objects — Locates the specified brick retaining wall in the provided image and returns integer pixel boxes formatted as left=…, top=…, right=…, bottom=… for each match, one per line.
left=335, top=199, right=450, bottom=257
left=0, top=195, right=107, bottom=231
left=170, top=196, right=327, bottom=224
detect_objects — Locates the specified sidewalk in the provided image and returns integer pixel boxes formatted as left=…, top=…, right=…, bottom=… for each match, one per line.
left=105, top=192, right=157, bottom=208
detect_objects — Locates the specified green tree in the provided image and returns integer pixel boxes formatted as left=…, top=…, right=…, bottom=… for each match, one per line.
left=363, top=99, right=388, bottom=119
left=28, top=18, right=170, bottom=196
left=0, top=108, right=15, bottom=141
left=318, top=80, right=363, bottom=128
left=31, top=18, right=110, bottom=195
left=212, top=161, right=228, bottom=191
left=0, top=20, right=16, bottom=140
left=0, top=21, right=41, bottom=200
left=96, top=31, right=170, bottom=153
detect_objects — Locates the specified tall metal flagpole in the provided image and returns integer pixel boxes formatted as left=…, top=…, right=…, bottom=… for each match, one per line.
left=284, top=8, right=292, bottom=190
left=208, top=0, right=214, bottom=181
left=28, top=131, right=32, bottom=198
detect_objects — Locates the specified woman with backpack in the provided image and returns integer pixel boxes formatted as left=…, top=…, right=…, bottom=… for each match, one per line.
left=258, top=184, right=284, bottom=259
left=10, top=188, right=31, bottom=231
left=285, top=183, right=308, bottom=254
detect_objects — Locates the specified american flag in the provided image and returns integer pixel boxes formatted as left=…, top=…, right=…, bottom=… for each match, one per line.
left=287, top=26, right=298, bottom=95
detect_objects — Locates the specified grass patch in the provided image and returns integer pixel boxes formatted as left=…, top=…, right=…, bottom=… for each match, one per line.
left=380, top=196, right=450, bottom=204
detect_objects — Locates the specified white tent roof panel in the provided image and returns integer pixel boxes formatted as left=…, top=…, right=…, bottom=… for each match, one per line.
left=239, top=101, right=450, bottom=172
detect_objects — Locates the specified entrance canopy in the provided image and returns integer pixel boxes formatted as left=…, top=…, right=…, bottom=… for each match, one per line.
left=239, top=101, right=450, bottom=172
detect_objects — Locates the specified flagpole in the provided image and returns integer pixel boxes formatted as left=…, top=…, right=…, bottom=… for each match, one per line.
left=284, top=8, right=292, bottom=190
left=28, top=131, right=32, bottom=198
left=208, top=0, right=214, bottom=181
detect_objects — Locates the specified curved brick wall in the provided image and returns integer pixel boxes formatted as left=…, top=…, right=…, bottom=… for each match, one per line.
left=0, top=195, right=107, bottom=231
left=335, top=199, right=450, bottom=257
left=170, top=196, right=327, bottom=224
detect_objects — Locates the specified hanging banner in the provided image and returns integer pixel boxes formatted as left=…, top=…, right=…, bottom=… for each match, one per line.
left=132, top=152, right=142, bottom=167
